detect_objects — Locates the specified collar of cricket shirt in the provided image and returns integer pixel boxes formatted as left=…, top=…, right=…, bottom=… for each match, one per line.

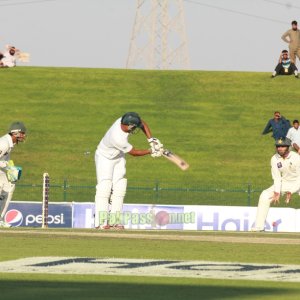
left=6, top=134, right=14, bottom=148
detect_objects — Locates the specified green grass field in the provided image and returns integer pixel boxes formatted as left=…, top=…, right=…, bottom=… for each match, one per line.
left=0, top=229, right=300, bottom=300
left=1, top=68, right=300, bottom=299
left=1, top=67, right=300, bottom=206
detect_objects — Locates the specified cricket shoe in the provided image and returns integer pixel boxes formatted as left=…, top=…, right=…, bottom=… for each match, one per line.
left=250, top=227, right=265, bottom=232
left=110, top=224, right=125, bottom=230
left=0, top=220, right=12, bottom=228
left=95, top=224, right=111, bottom=230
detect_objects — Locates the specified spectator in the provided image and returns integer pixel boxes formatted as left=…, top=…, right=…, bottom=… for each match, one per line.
left=0, top=46, right=17, bottom=68
left=286, top=120, right=300, bottom=154
left=271, top=50, right=298, bottom=78
left=262, top=111, right=291, bottom=140
left=281, top=20, right=300, bottom=65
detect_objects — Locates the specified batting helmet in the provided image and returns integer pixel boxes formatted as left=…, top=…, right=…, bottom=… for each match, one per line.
left=8, top=121, right=27, bottom=143
left=121, top=112, right=143, bottom=129
left=275, top=137, right=291, bottom=147
left=8, top=121, right=27, bottom=134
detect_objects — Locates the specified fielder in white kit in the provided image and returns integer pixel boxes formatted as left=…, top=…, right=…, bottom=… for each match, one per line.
left=94, top=112, right=163, bottom=229
left=0, top=122, right=26, bottom=227
left=252, top=137, right=300, bottom=231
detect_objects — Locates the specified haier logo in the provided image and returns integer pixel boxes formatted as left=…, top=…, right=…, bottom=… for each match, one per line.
left=197, top=212, right=282, bottom=232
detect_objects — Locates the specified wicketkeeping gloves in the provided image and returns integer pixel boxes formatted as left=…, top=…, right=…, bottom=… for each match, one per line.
left=0, top=159, right=14, bottom=169
left=5, top=160, right=22, bottom=182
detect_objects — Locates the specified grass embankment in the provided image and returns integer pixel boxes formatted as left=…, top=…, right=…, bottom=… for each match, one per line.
left=1, top=67, right=300, bottom=206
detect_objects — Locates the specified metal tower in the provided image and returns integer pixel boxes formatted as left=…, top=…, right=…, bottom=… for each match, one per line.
left=126, top=0, right=190, bottom=70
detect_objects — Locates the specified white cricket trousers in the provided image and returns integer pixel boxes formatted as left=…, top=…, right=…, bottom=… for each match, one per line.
left=94, top=151, right=127, bottom=227
left=253, top=183, right=300, bottom=231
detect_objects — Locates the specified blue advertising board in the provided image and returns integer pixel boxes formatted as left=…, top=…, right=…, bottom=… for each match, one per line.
left=5, top=201, right=72, bottom=228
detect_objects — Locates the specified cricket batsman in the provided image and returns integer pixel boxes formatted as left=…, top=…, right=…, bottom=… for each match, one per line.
left=94, top=112, right=163, bottom=230
left=251, top=137, right=300, bottom=232
left=0, top=122, right=26, bottom=227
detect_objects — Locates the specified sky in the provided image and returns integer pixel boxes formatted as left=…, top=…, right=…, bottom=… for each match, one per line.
left=0, top=0, right=300, bottom=72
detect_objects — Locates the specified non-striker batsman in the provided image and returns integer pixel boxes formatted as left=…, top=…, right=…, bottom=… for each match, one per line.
left=94, top=112, right=163, bottom=229
left=0, top=122, right=26, bottom=227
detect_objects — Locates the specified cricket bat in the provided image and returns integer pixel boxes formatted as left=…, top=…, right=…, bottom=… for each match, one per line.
left=162, top=149, right=189, bottom=171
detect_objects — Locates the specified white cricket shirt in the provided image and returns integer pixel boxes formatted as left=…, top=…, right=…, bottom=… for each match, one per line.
left=271, top=151, right=300, bottom=193
left=286, top=127, right=300, bottom=147
left=0, top=134, right=14, bottom=168
left=1, top=51, right=16, bottom=67
left=96, top=118, right=133, bottom=159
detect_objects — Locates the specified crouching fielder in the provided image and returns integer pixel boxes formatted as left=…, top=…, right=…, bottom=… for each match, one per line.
left=94, top=112, right=163, bottom=230
left=252, top=138, right=300, bottom=232
left=0, top=122, right=26, bottom=227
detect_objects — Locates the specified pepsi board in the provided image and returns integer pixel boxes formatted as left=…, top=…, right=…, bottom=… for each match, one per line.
left=5, top=201, right=72, bottom=228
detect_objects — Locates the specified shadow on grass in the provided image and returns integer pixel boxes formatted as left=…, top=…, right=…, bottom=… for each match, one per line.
left=0, top=279, right=297, bottom=300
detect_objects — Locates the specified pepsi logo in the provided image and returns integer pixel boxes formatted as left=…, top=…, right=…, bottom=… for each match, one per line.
left=5, top=209, right=23, bottom=227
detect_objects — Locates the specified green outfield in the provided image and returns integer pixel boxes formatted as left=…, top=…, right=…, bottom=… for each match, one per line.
left=1, top=68, right=300, bottom=299
left=1, top=67, right=300, bottom=206
left=0, top=229, right=300, bottom=300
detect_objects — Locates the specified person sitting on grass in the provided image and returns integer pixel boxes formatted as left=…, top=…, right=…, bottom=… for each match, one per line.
left=0, top=45, right=17, bottom=68
left=271, top=50, right=298, bottom=78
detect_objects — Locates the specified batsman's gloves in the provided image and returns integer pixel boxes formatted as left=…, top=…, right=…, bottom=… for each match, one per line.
left=150, top=147, right=163, bottom=158
left=148, top=137, right=163, bottom=152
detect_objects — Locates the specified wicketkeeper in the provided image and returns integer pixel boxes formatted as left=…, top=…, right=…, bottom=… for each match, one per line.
left=252, top=137, right=300, bottom=232
left=0, top=122, right=26, bottom=227
left=94, top=112, right=163, bottom=230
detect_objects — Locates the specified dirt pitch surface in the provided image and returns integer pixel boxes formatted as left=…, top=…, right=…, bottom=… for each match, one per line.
left=1, top=229, right=300, bottom=245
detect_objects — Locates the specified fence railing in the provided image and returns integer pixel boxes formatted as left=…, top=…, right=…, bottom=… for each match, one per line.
left=13, top=179, right=300, bottom=208
left=11, top=180, right=256, bottom=206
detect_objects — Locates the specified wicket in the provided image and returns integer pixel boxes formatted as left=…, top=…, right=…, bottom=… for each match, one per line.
left=42, top=173, right=49, bottom=228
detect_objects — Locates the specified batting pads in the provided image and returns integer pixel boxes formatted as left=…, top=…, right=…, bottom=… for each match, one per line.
left=94, top=178, right=127, bottom=227
left=95, top=180, right=112, bottom=227
left=110, top=178, right=127, bottom=213
left=0, top=182, right=15, bottom=219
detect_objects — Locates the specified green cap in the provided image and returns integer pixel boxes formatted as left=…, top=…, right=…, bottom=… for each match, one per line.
left=275, top=137, right=291, bottom=147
